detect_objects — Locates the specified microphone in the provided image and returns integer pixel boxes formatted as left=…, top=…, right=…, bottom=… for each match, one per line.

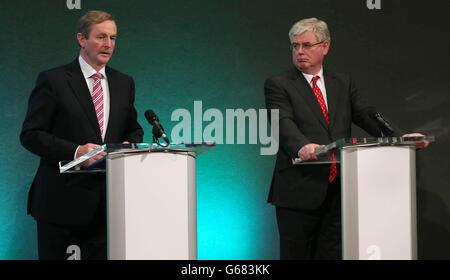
left=367, top=107, right=394, bottom=136
left=144, top=110, right=170, bottom=144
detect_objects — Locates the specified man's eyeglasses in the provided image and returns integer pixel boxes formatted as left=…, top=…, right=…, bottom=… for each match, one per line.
left=291, top=41, right=324, bottom=51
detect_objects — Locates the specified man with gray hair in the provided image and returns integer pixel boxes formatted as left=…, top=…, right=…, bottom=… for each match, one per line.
left=264, top=18, right=426, bottom=259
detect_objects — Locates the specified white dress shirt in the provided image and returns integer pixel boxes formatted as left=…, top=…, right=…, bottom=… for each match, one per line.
left=74, top=56, right=111, bottom=159
left=302, top=67, right=328, bottom=110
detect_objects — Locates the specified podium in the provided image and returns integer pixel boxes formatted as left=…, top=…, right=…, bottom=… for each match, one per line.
left=294, top=136, right=434, bottom=260
left=59, top=142, right=215, bottom=260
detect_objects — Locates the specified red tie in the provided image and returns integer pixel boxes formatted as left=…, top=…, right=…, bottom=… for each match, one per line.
left=91, top=73, right=104, bottom=136
left=312, top=76, right=337, bottom=183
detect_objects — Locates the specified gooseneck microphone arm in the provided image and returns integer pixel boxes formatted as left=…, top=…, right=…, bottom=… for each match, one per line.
left=367, top=107, right=395, bottom=137
left=144, top=110, right=170, bottom=147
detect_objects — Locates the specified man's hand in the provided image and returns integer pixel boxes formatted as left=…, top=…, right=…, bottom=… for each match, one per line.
left=402, top=133, right=429, bottom=150
left=298, top=143, right=325, bottom=161
left=76, top=143, right=106, bottom=167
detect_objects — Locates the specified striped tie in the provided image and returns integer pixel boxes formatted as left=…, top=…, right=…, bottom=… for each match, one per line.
left=91, top=73, right=104, bottom=136
left=312, top=76, right=337, bottom=183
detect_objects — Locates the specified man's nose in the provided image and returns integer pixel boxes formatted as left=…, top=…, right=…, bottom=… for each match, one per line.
left=297, top=46, right=306, bottom=54
left=297, top=50, right=304, bottom=55
left=104, top=38, right=112, bottom=48
left=293, top=47, right=305, bottom=55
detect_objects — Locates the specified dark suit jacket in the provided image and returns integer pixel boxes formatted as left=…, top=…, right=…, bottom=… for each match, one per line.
left=20, top=59, right=144, bottom=226
left=265, top=67, right=382, bottom=210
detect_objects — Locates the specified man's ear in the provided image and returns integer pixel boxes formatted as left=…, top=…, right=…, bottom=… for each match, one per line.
left=322, top=40, right=330, bottom=55
left=77, top=33, right=85, bottom=48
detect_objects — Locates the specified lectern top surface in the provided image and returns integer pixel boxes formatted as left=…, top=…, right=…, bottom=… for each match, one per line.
left=292, top=136, right=435, bottom=165
left=59, top=142, right=216, bottom=174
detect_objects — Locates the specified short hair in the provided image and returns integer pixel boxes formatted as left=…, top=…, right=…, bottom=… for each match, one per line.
left=288, top=18, right=331, bottom=44
left=77, top=10, right=115, bottom=38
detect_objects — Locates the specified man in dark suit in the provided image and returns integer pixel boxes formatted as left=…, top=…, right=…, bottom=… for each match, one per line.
left=20, top=10, right=143, bottom=260
left=265, top=18, right=427, bottom=260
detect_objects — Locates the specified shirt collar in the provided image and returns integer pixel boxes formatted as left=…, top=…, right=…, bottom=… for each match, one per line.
left=301, top=66, right=324, bottom=85
left=78, top=55, right=107, bottom=79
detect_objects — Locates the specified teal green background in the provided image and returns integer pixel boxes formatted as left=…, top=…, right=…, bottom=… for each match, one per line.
left=1, top=0, right=450, bottom=259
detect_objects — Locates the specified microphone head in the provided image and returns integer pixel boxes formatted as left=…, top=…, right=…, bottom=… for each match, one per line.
left=144, top=110, right=158, bottom=125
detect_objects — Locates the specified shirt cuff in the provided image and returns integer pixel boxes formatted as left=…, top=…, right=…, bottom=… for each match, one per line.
left=74, top=145, right=80, bottom=160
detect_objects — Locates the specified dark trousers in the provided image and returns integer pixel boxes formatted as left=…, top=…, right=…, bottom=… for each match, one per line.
left=276, top=179, right=342, bottom=260
left=36, top=203, right=107, bottom=260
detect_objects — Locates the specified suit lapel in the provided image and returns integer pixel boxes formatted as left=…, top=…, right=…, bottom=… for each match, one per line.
left=104, top=67, right=116, bottom=143
left=66, top=59, right=102, bottom=141
left=323, top=69, right=340, bottom=129
left=290, top=68, right=329, bottom=131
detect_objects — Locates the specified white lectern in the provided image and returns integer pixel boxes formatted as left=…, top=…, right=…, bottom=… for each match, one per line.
left=59, top=142, right=215, bottom=260
left=294, top=136, right=434, bottom=260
